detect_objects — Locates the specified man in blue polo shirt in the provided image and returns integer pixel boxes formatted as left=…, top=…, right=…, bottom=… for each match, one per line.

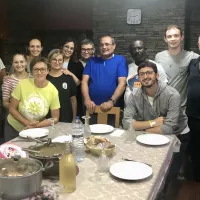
left=82, top=35, right=128, bottom=114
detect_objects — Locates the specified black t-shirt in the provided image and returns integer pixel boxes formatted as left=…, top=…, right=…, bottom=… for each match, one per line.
left=186, top=57, right=200, bottom=118
left=47, top=74, right=77, bottom=122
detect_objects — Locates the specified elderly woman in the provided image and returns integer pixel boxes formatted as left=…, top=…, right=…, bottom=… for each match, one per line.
left=61, top=38, right=84, bottom=118
left=2, top=54, right=30, bottom=109
left=4, top=57, right=60, bottom=141
left=47, top=49, right=77, bottom=122
left=26, top=38, right=43, bottom=72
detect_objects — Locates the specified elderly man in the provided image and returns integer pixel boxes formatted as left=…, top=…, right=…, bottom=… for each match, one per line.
left=82, top=35, right=128, bottom=115
left=79, top=39, right=95, bottom=67
left=155, top=25, right=199, bottom=108
left=124, top=39, right=167, bottom=104
left=186, top=35, right=200, bottom=181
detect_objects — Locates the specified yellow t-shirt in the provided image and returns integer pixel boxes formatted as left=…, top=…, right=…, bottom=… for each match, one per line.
left=8, top=78, right=60, bottom=132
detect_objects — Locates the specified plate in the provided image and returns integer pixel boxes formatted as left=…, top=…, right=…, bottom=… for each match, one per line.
left=90, top=124, right=114, bottom=134
left=0, top=143, right=27, bottom=158
left=19, top=128, right=49, bottom=138
left=52, top=135, right=72, bottom=143
left=136, top=134, right=170, bottom=146
left=110, top=161, right=152, bottom=180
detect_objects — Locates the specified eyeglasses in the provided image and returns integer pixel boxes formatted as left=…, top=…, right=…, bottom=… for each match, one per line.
left=81, top=48, right=94, bottom=52
left=51, top=58, right=63, bottom=63
left=32, top=68, right=47, bottom=74
left=138, top=71, right=155, bottom=77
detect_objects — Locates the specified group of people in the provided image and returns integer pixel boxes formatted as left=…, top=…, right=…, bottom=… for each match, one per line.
left=0, top=24, right=200, bottom=182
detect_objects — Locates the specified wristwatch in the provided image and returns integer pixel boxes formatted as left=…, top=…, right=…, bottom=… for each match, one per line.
left=149, top=120, right=156, bottom=127
left=109, top=98, right=116, bottom=105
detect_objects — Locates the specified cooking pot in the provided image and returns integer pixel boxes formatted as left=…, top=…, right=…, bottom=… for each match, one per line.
left=0, top=155, right=53, bottom=200
left=27, top=142, right=67, bottom=177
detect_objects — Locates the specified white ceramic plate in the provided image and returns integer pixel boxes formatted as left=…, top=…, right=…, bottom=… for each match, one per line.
left=110, top=161, right=152, bottom=180
left=19, top=128, right=49, bottom=138
left=52, top=135, right=72, bottom=143
left=136, top=134, right=170, bottom=146
left=0, top=143, right=27, bottom=158
left=90, top=124, right=114, bottom=134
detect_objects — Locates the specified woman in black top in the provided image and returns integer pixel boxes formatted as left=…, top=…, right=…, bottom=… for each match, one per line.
left=47, top=49, right=77, bottom=122
left=61, top=38, right=84, bottom=118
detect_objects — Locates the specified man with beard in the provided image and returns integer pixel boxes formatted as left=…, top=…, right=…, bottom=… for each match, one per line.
left=123, top=61, right=189, bottom=192
left=155, top=25, right=199, bottom=108
left=124, top=40, right=167, bottom=104
left=186, top=35, right=200, bottom=181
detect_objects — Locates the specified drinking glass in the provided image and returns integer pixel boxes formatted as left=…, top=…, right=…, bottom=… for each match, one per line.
left=82, top=116, right=91, bottom=139
left=124, top=121, right=136, bottom=144
left=48, top=118, right=55, bottom=139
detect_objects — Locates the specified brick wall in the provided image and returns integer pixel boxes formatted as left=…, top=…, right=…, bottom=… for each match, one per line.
left=93, top=0, right=186, bottom=63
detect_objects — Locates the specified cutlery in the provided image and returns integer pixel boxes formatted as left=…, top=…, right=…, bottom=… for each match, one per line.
left=122, top=158, right=152, bottom=167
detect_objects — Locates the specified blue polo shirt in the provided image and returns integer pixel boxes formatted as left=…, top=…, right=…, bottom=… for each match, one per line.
left=83, top=54, right=128, bottom=105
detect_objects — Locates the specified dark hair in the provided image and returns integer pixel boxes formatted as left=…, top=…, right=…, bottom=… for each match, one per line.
left=137, top=61, right=158, bottom=74
left=128, top=39, right=146, bottom=54
left=30, top=57, right=49, bottom=72
left=80, top=39, right=95, bottom=48
left=164, top=25, right=183, bottom=37
left=62, top=38, right=78, bottom=62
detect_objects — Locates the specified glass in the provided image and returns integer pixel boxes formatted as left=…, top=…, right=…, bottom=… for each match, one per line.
left=82, top=116, right=91, bottom=139
left=32, top=68, right=47, bottom=74
left=138, top=71, right=154, bottom=77
left=52, top=58, right=64, bottom=63
left=124, top=121, right=136, bottom=144
left=48, top=118, right=55, bottom=139
left=97, top=143, right=109, bottom=174
left=81, top=48, right=94, bottom=52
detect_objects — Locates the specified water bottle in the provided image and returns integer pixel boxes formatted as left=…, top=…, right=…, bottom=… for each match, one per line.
left=72, top=116, right=84, bottom=162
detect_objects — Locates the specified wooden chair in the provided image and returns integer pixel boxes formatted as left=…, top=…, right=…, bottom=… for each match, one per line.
left=86, top=106, right=120, bottom=128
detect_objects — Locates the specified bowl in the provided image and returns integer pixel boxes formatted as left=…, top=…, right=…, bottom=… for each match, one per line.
left=86, top=136, right=115, bottom=156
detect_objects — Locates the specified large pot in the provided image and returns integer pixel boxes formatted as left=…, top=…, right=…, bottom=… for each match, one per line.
left=0, top=156, right=52, bottom=200
left=27, top=142, right=67, bottom=177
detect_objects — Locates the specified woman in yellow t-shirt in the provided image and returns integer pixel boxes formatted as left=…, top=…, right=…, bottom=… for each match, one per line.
left=4, top=57, right=60, bottom=141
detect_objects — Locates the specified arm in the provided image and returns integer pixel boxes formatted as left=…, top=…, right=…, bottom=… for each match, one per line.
left=81, top=74, right=96, bottom=113
left=62, top=69, right=80, bottom=86
left=100, top=77, right=126, bottom=112
left=71, top=96, right=77, bottom=121
left=9, top=97, right=30, bottom=126
left=0, top=68, right=6, bottom=83
left=2, top=78, right=13, bottom=109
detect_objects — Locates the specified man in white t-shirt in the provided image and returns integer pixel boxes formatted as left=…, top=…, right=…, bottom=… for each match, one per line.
left=155, top=25, right=199, bottom=107
left=124, top=39, right=167, bottom=105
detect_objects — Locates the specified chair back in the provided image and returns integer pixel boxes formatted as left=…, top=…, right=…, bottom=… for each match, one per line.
left=86, top=106, right=120, bottom=128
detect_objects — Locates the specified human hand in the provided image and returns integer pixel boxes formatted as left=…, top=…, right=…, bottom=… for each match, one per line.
left=61, top=69, right=72, bottom=76
left=154, top=117, right=164, bottom=126
left=85, top=99, right=96, bottom=114
left=100, top=101, right=113, bottom=112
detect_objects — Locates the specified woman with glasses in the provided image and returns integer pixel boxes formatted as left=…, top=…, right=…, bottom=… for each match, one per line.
left=2, top=54, right=30, bottom=110
left=4, top=57, right=60, bottom=141
left=61, top=38, right=84, bottom=118
left=47, top=49, right=77, bottom=122
left=26, top=38, right=43, bottom=72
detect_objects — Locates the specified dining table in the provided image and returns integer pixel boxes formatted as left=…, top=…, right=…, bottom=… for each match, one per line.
left=11, top=122, right=180, bottom=200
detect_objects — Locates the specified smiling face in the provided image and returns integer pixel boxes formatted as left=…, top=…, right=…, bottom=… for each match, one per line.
left=62, top=41, right=75, bottom=59
left=130, top=40, right=147, bottom=64
left=81, top=44, right=94, bottom=61
left=165, top=28, right=184, bottom=50
left=99, top=36, right=116, bottom=59
left=12, top=54, right=27, bottom=73
left=50, top=53, right=64, bottom=70
left=138, top=66, right=158, bottom=88
left=32, top=62, right=48, bottom=83
left=28, top=39, right=43, bottom=57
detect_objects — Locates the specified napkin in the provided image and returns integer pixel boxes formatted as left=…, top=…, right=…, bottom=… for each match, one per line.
left=110, top=129, right=125, bottom=137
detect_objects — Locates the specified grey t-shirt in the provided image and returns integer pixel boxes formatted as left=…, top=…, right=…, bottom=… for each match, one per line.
left=155, top=50, right=199, bottom=107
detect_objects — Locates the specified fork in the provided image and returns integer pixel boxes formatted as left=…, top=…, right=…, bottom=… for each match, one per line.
left=122, top=158, right=152, bottom=167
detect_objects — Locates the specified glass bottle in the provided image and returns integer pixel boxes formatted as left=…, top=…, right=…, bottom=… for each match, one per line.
left=82, top=116, right=91, bottom=139
left=59, top=144, right=76, bottom=193
left=124, top=121, right=136, bottom=144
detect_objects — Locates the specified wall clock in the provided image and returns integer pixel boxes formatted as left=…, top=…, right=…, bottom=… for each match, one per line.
left=127, top=9, right=142, bottom=25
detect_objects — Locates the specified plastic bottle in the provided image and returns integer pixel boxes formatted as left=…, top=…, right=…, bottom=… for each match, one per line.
left=71, top=116, right=84, bottom=162
left=59, top=145, right=76, bottom=193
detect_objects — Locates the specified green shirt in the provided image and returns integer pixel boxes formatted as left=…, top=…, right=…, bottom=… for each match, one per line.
left=8, top=78, right=60, bottom=132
